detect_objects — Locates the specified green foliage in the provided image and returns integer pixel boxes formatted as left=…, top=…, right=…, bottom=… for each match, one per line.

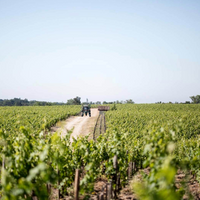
left=125, top=99, right=135, bottom=104
left=0, top=98, right=66, bottom=106
left=0, top=105, right=81, bottom=199
left=0, top=104, right=200, bottom=199
left=190, top=95, right=200, bottom=104
left=132, top=125, right=184, bottom=200
left=66, top=96, right=81, bottom=105
left=111, top=103, right=117, bottom=111
left=105, top=104, right=200, bottom=199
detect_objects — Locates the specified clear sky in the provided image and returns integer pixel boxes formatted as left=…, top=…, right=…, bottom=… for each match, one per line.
left=0, top=0, right=200, bottom=103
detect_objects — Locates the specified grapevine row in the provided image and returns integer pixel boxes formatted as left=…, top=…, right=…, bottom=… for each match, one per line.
left=0, top=104, right=200, bottom=199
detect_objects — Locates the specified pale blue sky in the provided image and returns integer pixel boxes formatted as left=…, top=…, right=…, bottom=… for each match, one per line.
left=0, top=0, right=200, bottom=103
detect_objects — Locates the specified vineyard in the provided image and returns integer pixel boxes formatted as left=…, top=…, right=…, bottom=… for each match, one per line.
left=0, top=104, right=200, bottom=199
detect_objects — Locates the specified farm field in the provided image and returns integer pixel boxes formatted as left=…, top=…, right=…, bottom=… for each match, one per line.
left=0, top=105, right=81, bottom=134
left=105, top=104, right=200, bottom=199
left=0, top=104, right=200, bottom=199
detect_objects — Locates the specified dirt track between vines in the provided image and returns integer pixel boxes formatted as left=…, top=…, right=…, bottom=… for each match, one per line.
left=51, top=108, right=99, bottom=142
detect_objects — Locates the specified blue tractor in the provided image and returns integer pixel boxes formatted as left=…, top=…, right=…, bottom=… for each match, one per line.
left=81, top=104, right=91, bottom=117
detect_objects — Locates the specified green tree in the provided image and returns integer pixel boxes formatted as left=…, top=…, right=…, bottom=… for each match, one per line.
left=66, top=99, right=74, bottom=105
left=66, top=96, right=81, bottom=105
left=125, top=99, right=135, bottom=104
left=190, top=95, right=200, bottom=104
left=73, top=96, right=81, bottom=105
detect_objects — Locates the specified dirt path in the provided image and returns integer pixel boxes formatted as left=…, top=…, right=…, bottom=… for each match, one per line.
left=51, top=108, right=99, bottom=142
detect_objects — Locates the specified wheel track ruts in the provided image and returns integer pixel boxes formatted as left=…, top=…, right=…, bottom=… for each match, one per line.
left=93, top=111, right=106, bottom=141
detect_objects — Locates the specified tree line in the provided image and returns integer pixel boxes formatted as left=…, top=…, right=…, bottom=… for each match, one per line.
left=0, top=97, right=135, bottom=106
left=155, top=95, right=200, bottom=104
left=0, top=95, right=199, bottom=106
left=0, top=98, right=66, bottom=106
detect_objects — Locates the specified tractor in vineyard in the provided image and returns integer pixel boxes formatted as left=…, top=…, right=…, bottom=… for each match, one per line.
left=81, top=103, right=91, bottom=117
